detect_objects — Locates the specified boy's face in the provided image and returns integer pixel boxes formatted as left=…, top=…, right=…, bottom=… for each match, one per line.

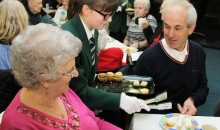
left=134, top=2, right=148, bottom=18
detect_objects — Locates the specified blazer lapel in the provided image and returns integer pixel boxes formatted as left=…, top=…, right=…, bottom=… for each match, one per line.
left=70, top=15, right=99, bottom=74
left=71, top=15, right=93, bottom=66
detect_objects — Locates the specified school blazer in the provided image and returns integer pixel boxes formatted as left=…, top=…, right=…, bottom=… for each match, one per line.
left=61, top=14, right=121, bottom=111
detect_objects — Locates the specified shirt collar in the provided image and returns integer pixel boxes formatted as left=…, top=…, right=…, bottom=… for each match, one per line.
left=161, top=38, right=188, bottom=62
left=80, top=16, right=95, bottom=40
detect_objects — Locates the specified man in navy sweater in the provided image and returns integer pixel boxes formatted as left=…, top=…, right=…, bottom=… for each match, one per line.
left=134, top=0, right=209, bottom=115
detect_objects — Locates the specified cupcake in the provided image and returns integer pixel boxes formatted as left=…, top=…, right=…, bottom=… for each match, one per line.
left=97, top=73, right=107, bottom=82
left=106, top=72, right=114, bottom=81
left=114, top=72, right=123, bottom=81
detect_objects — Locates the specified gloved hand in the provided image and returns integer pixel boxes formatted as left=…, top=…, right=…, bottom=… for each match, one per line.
left=120, top=93, right=150, bottom=114
left=138, top=17, right=149, bottom=29
left=116, top=6, right=122, bottom=12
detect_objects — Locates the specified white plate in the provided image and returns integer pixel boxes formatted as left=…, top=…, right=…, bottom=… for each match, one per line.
left=160, top=113, right=199, bottom=130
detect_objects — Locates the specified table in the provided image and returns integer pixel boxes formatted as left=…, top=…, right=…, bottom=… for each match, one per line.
left=129, top=113, right=220, bottom=130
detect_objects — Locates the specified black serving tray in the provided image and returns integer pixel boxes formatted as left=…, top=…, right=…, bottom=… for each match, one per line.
left=93, top=75, right=154, bottom=95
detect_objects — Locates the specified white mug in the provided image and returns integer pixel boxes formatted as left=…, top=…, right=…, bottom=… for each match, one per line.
left=202, top=124, right=217, bottom=130
left=46, top=3, right=49, bottom=10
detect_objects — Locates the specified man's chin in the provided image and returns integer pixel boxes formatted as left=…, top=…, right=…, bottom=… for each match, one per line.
left=167, top=43, right=178, bottom=49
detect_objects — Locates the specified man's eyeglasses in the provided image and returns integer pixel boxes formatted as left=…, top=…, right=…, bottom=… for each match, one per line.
left=94, top=9, right=115, bottom=21
left=63, top=67, right=77, bottom=78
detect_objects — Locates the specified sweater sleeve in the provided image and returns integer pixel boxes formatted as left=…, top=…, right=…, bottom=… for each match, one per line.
left=190, top=48, right=209, bottom=107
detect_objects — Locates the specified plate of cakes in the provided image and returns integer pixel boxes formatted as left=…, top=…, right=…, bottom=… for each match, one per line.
left=160, top=113, right=199, bottom=130
left=94, top=72, right=154, bottom=95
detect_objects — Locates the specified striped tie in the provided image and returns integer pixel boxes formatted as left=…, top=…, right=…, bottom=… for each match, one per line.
left=89, top=37, right=96, bottom=66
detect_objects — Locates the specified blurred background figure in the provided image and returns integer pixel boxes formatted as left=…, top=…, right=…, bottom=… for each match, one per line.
left=108, top=0, right=134, bottom=42
left=53, top=0, right=69, bottom=25
left=19, top=0, right=57, bottom=25
left=0, top=0, right=29, bottom=70
left=123, top=0, right=157, bottom=51
left=0, top=23, right=121, bottom=130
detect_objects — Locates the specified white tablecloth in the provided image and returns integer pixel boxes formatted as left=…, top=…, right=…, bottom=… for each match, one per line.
left=129, top=113, right=220, bottom=130
left=122, top=51, right=143, bottom=62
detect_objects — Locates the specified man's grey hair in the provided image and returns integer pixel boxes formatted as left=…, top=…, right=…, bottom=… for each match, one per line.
left=10, top=23, right=82, bottom=88
left=161, top=0, right=197, bottom=27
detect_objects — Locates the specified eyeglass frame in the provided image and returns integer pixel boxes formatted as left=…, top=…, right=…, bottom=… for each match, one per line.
left=93, top=9, right=115, bottom=21
left=63, top=67, right=77, bottom=78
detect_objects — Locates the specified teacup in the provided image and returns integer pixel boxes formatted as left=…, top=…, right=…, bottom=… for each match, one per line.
left=202, top=124, right=217, bottom=130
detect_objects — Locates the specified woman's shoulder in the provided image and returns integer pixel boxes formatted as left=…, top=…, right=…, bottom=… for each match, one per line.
left=0, top=44, right=10, bottom=51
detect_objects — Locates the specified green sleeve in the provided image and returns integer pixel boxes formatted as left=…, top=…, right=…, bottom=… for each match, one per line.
left=69, top=59, right=121, bottom=111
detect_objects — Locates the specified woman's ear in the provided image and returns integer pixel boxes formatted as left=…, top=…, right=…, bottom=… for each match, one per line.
left=39, top=73, right=49, bottom=89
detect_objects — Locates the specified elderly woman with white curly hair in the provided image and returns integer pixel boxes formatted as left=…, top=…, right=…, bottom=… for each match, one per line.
left=0, top=23, right=121, bottom=130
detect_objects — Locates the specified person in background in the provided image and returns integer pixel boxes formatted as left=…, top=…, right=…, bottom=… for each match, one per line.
left=123, top=0, right=157, bottom=51
left=62, top=0, right=150, bottom=117
left=0, top=23, right=121, bottom=130
left=0, top=0, right=29, bottom=70
left=134, top=0, right=209, bottom=115
left=108, top=0, right=134, bottom=42
left=19, top=0, right=57, bottom=25
left=53, top=0, right=69, bottom=25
